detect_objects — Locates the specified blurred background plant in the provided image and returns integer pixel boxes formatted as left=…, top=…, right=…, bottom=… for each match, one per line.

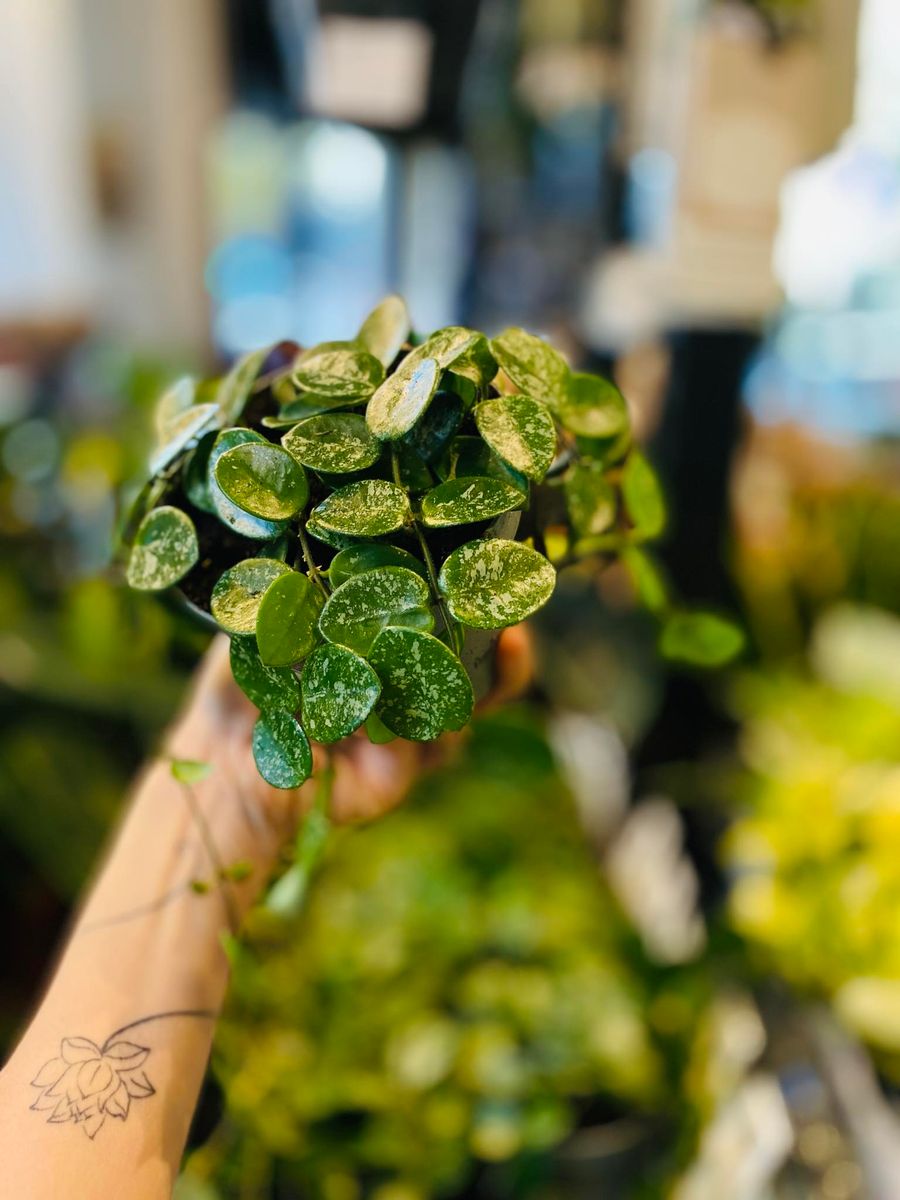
left=4, top=0, right=900, bottom=1196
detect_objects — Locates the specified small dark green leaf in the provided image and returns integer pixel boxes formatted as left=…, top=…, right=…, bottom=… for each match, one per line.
left=293, top=345, right=384, bottom=400
left=170, top=759, right=213, bottom=784
left=255, top=571, right=323, bottom=666
left=217, top=346, right=269, bottom=423
left=622, top=451, right=666, bottom=539
left=319, top=566, right=433, bottom=654
left=150, top=402, right=220, bottom=475
left=310, top=479, right=410, bottom=537
left=210, top=558, right=292, bottom=634
left=659, top=611, right=745, bottom=667
left=421, top=477, right=524, bottom=528
left=282, top=413, right=380, bottom=473
left=301, top=644, right=381, bottom=743
left=184, top=431, right=217, bottom=513
left=356, top=294, right=411, bottom=367
left=329, top=544, right=427, bottom=589
left=409, top=327, right=482, bottom=372
left=230, top=635, right=301, bottom=710
left=475, top=396, right=556, bottom=482
left=448, top=333, right=497, bottom=387
left=621, top=547, right=669, bottom=616
left=489, top=327, right=569, bottom=410
left=401, top=391, right=464, bottom=465
left=439, top=538, right=556, bottom=629
left=252, top=710, right=312, bottom=789
left=208, top=429, right=287, bottom=539
left=565, top=462, right=617, bottom=537
left=215, top=442, right=308, bottom=520
left=559, top=373, right=629, bottom=438
left=126, top=506, right=198, bottom=591
left=369, top=627, right=474, bottom=741
left=366, top=356, right=440, bottom=441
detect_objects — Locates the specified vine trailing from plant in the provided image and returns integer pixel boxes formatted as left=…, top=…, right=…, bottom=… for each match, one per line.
left=123, top=296, right=743, bottom=801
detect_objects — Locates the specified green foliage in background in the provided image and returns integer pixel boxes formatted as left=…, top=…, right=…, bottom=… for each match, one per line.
left=182, top=710, right=710, bottom=1199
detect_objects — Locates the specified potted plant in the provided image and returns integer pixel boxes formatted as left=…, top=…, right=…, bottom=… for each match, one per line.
left=123, top=295, right=741, bottom=790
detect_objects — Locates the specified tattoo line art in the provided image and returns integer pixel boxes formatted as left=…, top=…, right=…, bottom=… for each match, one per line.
left=30, top=1009, right=214, bottom=1139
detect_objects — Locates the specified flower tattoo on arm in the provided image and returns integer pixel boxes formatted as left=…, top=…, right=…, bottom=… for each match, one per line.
left=29, top=1009, right=214, bottom=1139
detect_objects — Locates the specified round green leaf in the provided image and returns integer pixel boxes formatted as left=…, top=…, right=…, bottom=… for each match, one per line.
left=282, top=413, right=380, bottom=473
left=489, top=327, right=569, bottom=410
left=448, top=333, right=497, bottom=387
left=621, top=547, right=669, bottom=616
left=293, top=345, right=384, bottom=400
left=150, top=401, right=220, bottom=475
left=208, top=429, right=287, bottom=540
left=565, top=462, right=617, bottom=537
left=474, top=395, right=557, bottom=482
left=215, top=442, right=308, bottom=520
left=369, top=627, right=474, bottom=741
left=438, top=538, right=556, bottom=629
left=356, top=294, right=410, bottom=367
left=659, top=611, right=745, bottom=667
left=255, top=571, right=323, bottom=666
left=184, top=431, right=217, bottom=513
left=559, top=373, right=629, bottom=438
left=421, top=477, right=524, bottom=528
left=319, top=566, right=433, bottom=655
left=301, top=644, right=381, bottom=743
left=310, top=479, right=410, bottom=538
left=366, top=356, right=440, bottom=441
left=407, top=326, right=481, bottom=372
left=210, top=558, right=292, bottom=634
left=126, top=506, right=198, bottom=591
left=216, top=346, right=269, bottom=423
left=252, top=710, right=312, bottom=789
left=230, top=635, right=300, bottom=710
left=622, top=451, right=666, bottom=539
left=329, top=544, right=427, bottom=589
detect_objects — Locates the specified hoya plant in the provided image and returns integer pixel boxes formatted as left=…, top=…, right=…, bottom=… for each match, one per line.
left=123, top=296, right=741, bottom=789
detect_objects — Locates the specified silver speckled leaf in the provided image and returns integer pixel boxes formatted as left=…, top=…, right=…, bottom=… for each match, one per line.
left=438, top=538, right=556, bottom=629
left=474, top=395, right=556, bottom=482
left=252, top=710, right=312, bottom=789
left=310, top=479, right=410, bottom=538
left=255, top=571, right=323, bottom=666
left=210, top=558, right=292, bottom=634
left=369, top=627, right=474, bottom=741
left=318, top=566, right=433, bottom=655
left=420, top=477, right=524, bottom=528
left=301, top=643, right=381, bottom=743
left=356, top=295, right=411, bottom=368
left=366, top=356, right=440, bottom=441
left=293, top=345, right=384, bottom=400
left=230, top=635, right=301, bottom=710
left=208, top=429, right=287, bottom=540
left=215, top=442, right=309, bottom=520
left=126, top=506, right=198, bottom=592
left=282, top=413, right=381, bottom=473
left=489, top=327, right=569, bottom=410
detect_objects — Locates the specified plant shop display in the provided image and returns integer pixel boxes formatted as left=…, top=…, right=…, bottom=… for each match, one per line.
left=123, top=295, right=742, bottom=789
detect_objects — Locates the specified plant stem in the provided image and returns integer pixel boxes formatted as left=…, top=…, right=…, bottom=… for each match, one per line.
left=182, top=782, right=241, bottom=935
left=391, top=447, right=463, bottom=656
left=297, top=522, right=330, bottom=598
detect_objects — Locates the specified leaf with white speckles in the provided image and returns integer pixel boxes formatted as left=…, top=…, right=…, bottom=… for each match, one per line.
left=210, top=558, right=292, bottom=634
left=489, top=327, right=569, bottom=410
left=366, top=357, right=440, bottom=441
left=356, top=295, right=410, bottom=368
left=230, top=636, right=300, bottom=710
left=255, top=571, right=323, bottom=666
left=293, top=345, right=384, bottom=401
left=420, top=477, right=524, bottom=528
left=310, top=479, right=410, bottom=538
left=438, top=538, right=556, bottom=629
left=282, top=413, right=381, bottom=473
left=252, top=710, right=311, bottom=789
left=559, top=373, right=628, bottom=438
left=565, top=462, right=616, bottom=537
left=301, top=644, right=381, bottom=743
left=369, top=627, right=473, bottom=741
left=126, top=506, right=198, bottom=591
left=215, top=442, right=308, bottom=520
left=474, top=395, right=556, bottom=482
left=208, top=429, right=288, bottom=539
left=319, top=566, right=433, bottom=655
left=150, top=401, right=220, bottom=475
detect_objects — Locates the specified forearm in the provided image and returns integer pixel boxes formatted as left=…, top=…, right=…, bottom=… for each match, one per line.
left=0, top=739, right=284, bottom=1198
